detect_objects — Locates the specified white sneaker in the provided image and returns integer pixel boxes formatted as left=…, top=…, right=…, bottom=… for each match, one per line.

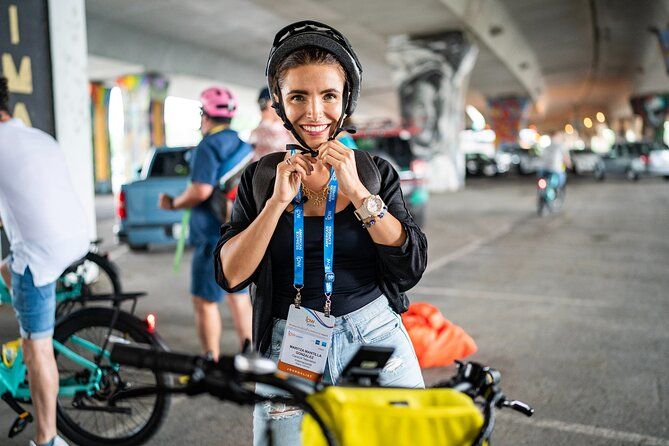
left=29, top=435, right=69, bottom=446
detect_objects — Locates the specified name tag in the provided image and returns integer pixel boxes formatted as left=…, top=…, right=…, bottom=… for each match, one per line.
left=277, top=305, right=334, bottom=382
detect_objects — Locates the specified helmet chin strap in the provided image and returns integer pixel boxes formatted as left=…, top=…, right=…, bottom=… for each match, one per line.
left=274, top=85, right=357, bottom=158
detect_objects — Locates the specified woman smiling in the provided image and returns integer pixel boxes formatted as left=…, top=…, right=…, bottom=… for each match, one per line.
left=214, top=21, right=428, bottom=445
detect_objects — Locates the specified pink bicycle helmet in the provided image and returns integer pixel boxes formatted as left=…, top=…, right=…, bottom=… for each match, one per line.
left=200, top=86, right=237, bottom=119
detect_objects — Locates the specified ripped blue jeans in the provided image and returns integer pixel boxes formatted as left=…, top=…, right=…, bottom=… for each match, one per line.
left=253, top=295, right=424, bottom=446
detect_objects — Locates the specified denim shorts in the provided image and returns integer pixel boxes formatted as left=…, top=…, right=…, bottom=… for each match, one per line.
left=191, top=242, right=248, bottom=302
left=11, top=267, right=57, bottom=340
left=191, top=241, right=227, bottom=302
left=253, top=295, right=424, bottom=446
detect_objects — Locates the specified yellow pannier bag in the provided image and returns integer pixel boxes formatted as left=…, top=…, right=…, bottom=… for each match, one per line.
left=301, top=387, right=483, bottom=446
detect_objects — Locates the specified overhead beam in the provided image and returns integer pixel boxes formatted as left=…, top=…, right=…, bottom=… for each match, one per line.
left=86, top=16, right=266, bottom=88
left=438, top=0, right=546, bottom=102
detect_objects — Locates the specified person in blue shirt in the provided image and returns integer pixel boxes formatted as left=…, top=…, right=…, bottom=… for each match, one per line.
left=159, top=87, right=252, bottom=359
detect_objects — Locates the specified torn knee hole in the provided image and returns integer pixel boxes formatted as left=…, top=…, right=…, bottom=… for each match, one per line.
left=265, top=402, right=302, bottom=420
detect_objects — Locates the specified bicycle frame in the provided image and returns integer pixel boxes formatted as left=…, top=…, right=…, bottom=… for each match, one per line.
left=0, top=274, right=10, bottom=304
left=0, top=335, right=109, bottom=401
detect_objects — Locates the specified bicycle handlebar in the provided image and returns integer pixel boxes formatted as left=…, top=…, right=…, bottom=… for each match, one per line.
left=110, top=343, right=220, bottom=375
left=110, top=344, right=533, bottom=446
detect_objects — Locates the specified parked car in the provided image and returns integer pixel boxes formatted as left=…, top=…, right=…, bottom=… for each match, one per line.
left=569, top=148, right=603, bottom=176
left=493, top=150, right=513, bottom=174
left=498, top=144, right=542, bottom=175
left=115, top=147, right=192, bottom=250
left=645, top=142, right=669, bottom=179
left=465, top=153, right=498, bottom=177
left=594, top=142, right=646, bottom=181
left=352, top=127, right=429, bottom=226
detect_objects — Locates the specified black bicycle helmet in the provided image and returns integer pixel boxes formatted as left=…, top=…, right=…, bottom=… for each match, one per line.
left=266, top=20, right=363, bottom=155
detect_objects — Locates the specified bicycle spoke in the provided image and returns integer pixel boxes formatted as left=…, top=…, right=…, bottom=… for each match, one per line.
left=56, top=324, right=162, bottom=441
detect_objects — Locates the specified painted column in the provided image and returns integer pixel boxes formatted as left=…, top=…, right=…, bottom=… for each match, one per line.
left=90, top=82, right=112, bottom=194
left=487, top=96, right=530, bottom=147
left=630, top=93, right=669, bottom=144
left=388, top=31, right=477, bottom=191
left=116, top=73, right=169, bottom=184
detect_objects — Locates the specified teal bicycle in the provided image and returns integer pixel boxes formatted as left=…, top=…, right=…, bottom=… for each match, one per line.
left=0, top=255, right=171, bottom=445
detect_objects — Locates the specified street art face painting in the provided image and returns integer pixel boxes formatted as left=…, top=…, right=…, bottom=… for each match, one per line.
left=399, top=69, right=443, bottom=157
left=388, top=32, right=477, bottom=191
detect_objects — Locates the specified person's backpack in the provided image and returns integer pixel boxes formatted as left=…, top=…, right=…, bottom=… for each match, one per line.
left=250, top=150, right=381, bottom=213
left=207, top=139, right=254, bottom=224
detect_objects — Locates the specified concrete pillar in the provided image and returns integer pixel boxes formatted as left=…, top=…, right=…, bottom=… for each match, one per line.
left=630, top=93, right=669, bottom=144
left=388, top=31, right=478, bottom=191
left=116, top=73, right=169, bottom=183
left=90, top=82, right=112, bottom=194
left=48, top=0, right=96, bottom=238
left=487, top=96, right=530, bottom=147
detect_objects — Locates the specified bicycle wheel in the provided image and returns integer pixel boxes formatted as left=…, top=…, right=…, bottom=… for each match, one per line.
left=57, top=252, right=122, bottom=315
left=54, top=307, right=170, bottom=446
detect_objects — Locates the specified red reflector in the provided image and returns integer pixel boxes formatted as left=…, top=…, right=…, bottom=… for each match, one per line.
left=538, top=179, right=547, bottom=189
left=146, top=313, right=157, bottom=333
left=116, top=191, right=127, bottom=220
left=410, top=159, right=428, bottom=178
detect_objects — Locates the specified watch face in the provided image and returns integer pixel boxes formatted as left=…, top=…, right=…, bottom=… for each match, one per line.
left=366, top=196, right=383, bottom=214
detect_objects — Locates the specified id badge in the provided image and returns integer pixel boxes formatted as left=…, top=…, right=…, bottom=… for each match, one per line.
left=277, top=305, right=335, bottom=382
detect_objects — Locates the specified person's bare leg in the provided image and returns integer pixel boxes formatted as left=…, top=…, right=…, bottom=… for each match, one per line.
left=192, top=295, right=221, bottom=360
left=226, top=293, right=253, bottom=347
left=23, top=337, right=58, bottom=444
left=0, top=260, right=11, bottom=288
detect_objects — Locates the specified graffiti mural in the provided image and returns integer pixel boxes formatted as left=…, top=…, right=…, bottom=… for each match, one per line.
left=116, top=73, right=169, bottom=184
left=388, top=31, right=477, bottom=191
left=630, top=93, right=669, bottom=144
left=487, top=96, right=530, bottom=146
left=90, top=82, right=112, bottom=193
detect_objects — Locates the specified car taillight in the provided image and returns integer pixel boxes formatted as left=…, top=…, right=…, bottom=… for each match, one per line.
left=116, top=191, right=127, bottom=220
left=410, top=159, right=428, bottom=178
left=145, top=313, right=157, bottom=333
left=537, top=178, right=547, bottom=189
left=640, top=154, right=649, bottom=165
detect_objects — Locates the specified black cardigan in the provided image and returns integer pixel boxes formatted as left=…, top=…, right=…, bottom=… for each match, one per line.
left=214, top=155, right=428, bottom=354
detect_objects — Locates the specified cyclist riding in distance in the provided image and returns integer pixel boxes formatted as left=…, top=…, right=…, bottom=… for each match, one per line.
left=214, top=21, right=427, bottom=446
left=540, top=131, right=572, bottom=189
left=158, top=87, right=252, bottom=359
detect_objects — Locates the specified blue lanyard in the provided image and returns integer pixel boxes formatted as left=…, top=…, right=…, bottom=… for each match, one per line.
left=293, top=168, right=338, bottom=317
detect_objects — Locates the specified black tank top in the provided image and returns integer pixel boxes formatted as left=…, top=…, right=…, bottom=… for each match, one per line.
left=269, top=204, right=382, bottom=319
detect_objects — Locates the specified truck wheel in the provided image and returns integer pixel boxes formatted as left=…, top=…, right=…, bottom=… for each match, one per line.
left=129, top=244, right=149, bottom=252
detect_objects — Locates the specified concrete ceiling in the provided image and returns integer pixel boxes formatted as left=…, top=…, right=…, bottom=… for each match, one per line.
left=85, top=0, right=669, bottom=130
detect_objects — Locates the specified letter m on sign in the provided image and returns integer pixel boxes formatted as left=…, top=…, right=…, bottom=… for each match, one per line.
left=2, top=54, right=33, bottom=94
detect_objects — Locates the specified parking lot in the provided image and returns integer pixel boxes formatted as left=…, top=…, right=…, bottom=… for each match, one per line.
left=1, top=175, right=668, bottom=445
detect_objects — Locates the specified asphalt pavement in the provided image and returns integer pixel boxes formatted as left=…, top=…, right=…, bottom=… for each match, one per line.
left=1, top=174, right=668, bottom=445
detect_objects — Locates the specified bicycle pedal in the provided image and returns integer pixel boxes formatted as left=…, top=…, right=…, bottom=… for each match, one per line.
left=8, top=411, right=32, bottom=438
left=178, top=374, right=190, bottom=385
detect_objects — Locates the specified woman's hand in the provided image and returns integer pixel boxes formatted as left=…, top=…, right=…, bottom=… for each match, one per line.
left=318, top=140, right=370, bottom=204
left=270, top=152, right=314, bottom=206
